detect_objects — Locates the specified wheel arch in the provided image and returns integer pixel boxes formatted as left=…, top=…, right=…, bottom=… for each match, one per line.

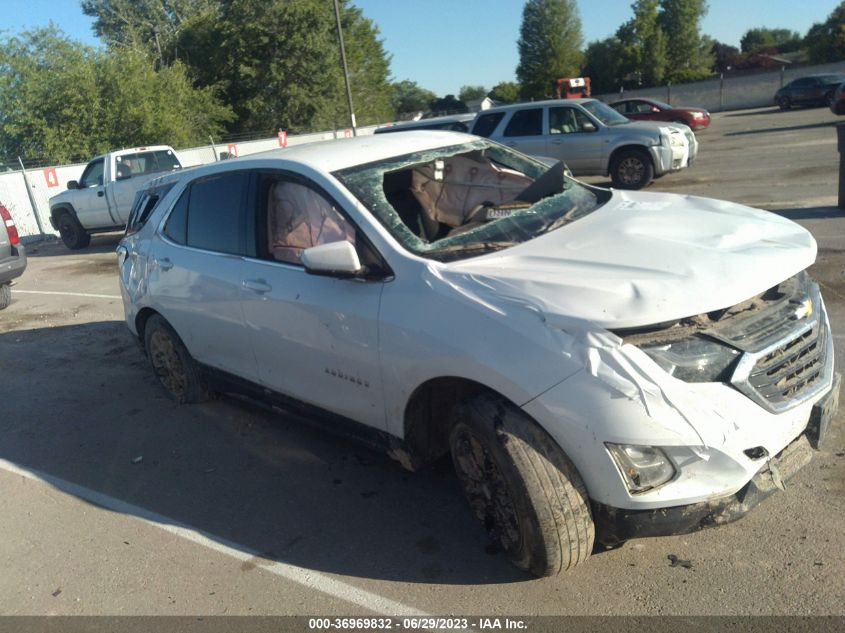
left=608, top=143, right=653, bottom=171
left=50, top=204, right=78, bottom=226
left=401, top=376, right=526, bottom=470
left=134, top=306, right=162, bottom=348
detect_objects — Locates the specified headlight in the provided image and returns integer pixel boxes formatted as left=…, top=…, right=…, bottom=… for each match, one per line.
left=641, top=336, right=740, bottom=382
left=606, top=444, right=675, bottom=493
left=659, top=128, right=685, bottom=147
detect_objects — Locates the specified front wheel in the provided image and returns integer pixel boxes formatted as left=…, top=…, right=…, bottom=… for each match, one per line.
left=57, top=211, right=90, bottom=250
left=449, top=394, right=594, bottom=577
left=777, top=96, right=791, bottom=111
left=610, top=149, right=654, bottom=190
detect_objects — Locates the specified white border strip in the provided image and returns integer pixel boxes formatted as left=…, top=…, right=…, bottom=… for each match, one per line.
left=0, top=458, right=430, bottom=617
left=14, top=290, right=121, bottom=300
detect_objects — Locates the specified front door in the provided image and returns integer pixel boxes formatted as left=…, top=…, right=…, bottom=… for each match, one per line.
left=240, top=175, right=386, bottom=429
left=547, top=106, right=604, bottom=174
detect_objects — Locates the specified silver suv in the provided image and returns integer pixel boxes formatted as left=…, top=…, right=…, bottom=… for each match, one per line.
left=470, top=98, right=697, bottom=189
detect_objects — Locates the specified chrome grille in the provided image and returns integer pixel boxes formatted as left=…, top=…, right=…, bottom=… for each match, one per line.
left=729, top=279, right=833, bottom=413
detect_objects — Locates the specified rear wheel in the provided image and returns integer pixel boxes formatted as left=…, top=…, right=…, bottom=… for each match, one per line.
left=144, top=314, right=209, bottom=404
left=610, top=149, right=654, bottom=190
left=449, top=394, right=594, bottom=577
left=57, top=211, right=90, bottom=250
left=825, top=91, right=834, bottom=108
left=0, top=283, right=10, bottom=310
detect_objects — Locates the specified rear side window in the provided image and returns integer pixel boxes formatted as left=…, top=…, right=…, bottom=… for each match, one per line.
left=163, top=190, right=189, bottom=244
left=126, top=183, right=175, bottom=235
left=504, top=109, right=542, bottom=136
left=186, top=172, right=248, bottom=254
left=471, top=112, right=505, bottom=137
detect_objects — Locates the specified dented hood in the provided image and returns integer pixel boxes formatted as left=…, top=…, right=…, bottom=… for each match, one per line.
left=446, top=190, right=816, bottom=329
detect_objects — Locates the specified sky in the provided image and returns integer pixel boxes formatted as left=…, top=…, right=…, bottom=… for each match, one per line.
left=0, top=0, right=838, bottom=96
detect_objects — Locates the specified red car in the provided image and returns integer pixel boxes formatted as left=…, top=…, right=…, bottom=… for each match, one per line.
left=609, top=98, right=711, bottom=130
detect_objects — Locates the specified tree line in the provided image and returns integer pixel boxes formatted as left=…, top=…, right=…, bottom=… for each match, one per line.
left=1, top=0, right=844, bottom=164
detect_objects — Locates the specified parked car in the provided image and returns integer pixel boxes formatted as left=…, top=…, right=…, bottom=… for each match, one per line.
left=830, top=82, right=845, bottom=115
left=608, top=98, right=711, bottom=130
left=118, top=132, right=838, bottom=577
left=774, top=74, right=845, bottom=110
left=49, top=145, right=182, bottom=250
left=469, top=98, right=697, bottom=190
left=0, top=203, right=27, bottom=310
left=374, top=113, right=475, bottom=134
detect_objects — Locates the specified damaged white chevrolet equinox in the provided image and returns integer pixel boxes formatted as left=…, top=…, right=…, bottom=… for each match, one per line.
left=118, top=132, right=840, bottom=577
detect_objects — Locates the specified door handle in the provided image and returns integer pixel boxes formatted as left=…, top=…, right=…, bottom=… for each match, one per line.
left=158, top=257, right=174, bottom=271
left=242, top=279, right=272, bottom=294
left=97, top=190, right=105, bottom=197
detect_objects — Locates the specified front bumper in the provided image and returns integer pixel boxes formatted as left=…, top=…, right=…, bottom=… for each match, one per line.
left=594, top=372, right=840, bottom=544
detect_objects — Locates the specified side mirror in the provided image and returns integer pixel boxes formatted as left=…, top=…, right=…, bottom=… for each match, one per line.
left=67, top=180, right=79, bottom=190
left=301, top=241, right=364, bottom=278
left=582, top=121, right=597, bottom=132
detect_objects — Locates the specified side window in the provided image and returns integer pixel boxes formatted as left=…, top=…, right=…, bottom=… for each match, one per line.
left=79, top=159, right=105, bottom=188
left=186, top=172, right=248, bottom=254
left=163, top=189, right=189, bottom=245
left=549, top=107, right=577, bottom=134
left=503, top=108, right=542, bottom=137
left=126, top=183, right=175, bottom=235
left=471, top=112, right=505, bottom=137
left=263, top=178, right=356, bottom=265
left=633, top=101, right=653, bottom=113
left=609, top=103, right=626, bottom=114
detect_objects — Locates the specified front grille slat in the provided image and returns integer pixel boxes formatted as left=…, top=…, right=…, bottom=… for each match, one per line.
left=728, top=276, right=832, bottom=413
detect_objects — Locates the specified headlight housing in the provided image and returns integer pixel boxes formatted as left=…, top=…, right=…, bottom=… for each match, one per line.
left=660, top=127, right=686, bottom=147
left=606, top=444, right=675, bottom=493
left=640, top=335, right=740, bottom=383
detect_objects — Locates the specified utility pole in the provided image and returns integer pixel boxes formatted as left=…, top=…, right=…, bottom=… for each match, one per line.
left=333, top=0, right=357, bottom=136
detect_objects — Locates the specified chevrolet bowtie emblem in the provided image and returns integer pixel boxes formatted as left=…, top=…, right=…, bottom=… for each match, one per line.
left=789, top=297, right=813, bottom=320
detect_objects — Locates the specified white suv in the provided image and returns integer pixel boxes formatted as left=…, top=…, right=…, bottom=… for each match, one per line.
left=118, top=132, right=838, bottom=577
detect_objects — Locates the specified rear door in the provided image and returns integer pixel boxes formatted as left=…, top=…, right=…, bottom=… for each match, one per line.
left=147, top=170, right=259, bottom=381
left=497, top=108, right=547, bottom=157
left=239, top=172, right=387, bottom=429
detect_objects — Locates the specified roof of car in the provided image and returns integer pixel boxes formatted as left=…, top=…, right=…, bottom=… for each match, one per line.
left=480, top=98, right=597, bottom=113
left=205, top=131, right=478, bottom=175
left=375, top=113, right=475, bottom=132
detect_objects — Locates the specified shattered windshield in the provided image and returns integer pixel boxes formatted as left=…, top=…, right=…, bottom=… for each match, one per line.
left=333, top=140, right=608, bottom=262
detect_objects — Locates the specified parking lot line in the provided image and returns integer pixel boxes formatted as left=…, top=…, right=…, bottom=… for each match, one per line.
left=13, top=290, right=121, bottom=300
left=0, top=457, right=431, bottom=618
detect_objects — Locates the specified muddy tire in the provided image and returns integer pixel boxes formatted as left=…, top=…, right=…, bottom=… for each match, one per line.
left=0, top=283, right=10, bottom=310
left=57, top=211, right=90, bottom=250
left=144, top=314, right=209, bottom=404
left=610, top=149, right=654, bottom=190
left=449, top=394, right=594, bottom=577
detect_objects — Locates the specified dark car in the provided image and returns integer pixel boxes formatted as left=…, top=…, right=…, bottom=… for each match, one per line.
left=775, top=74, right=845, bottom=110
left=608, top=98, right=711, bottom=130
left=0, top=203, right=27, bottom=310
left=830, top=82, right=845, bottom=115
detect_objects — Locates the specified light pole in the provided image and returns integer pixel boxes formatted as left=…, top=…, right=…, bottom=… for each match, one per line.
left=333, top=0, right=357, bottom=136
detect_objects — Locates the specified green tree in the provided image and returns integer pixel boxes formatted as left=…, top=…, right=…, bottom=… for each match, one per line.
left=658, top=0, right=713, bottom=82
left=582, top=37, right=626, bottom=93
left=391, top=80, right=436, bottom=116
left=488, top=81, right=521, bottom=104
left=458, top=85, right=487, bottom=102
left=616, top=0, right=667, bottom=87
left=0, top=26, right=231, bottom=163
left=429, top=95, right=467, bottom=115
left=740, top=27, right=802, bottom=53
left=804, top=2, right=845, bottom=64
left=80, top=0, right=216, bottom=65
left=516, top=0, right=584, bottom=100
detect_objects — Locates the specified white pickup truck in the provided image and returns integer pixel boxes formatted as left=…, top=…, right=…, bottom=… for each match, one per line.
left=49, top=146, right=182, bottom=249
